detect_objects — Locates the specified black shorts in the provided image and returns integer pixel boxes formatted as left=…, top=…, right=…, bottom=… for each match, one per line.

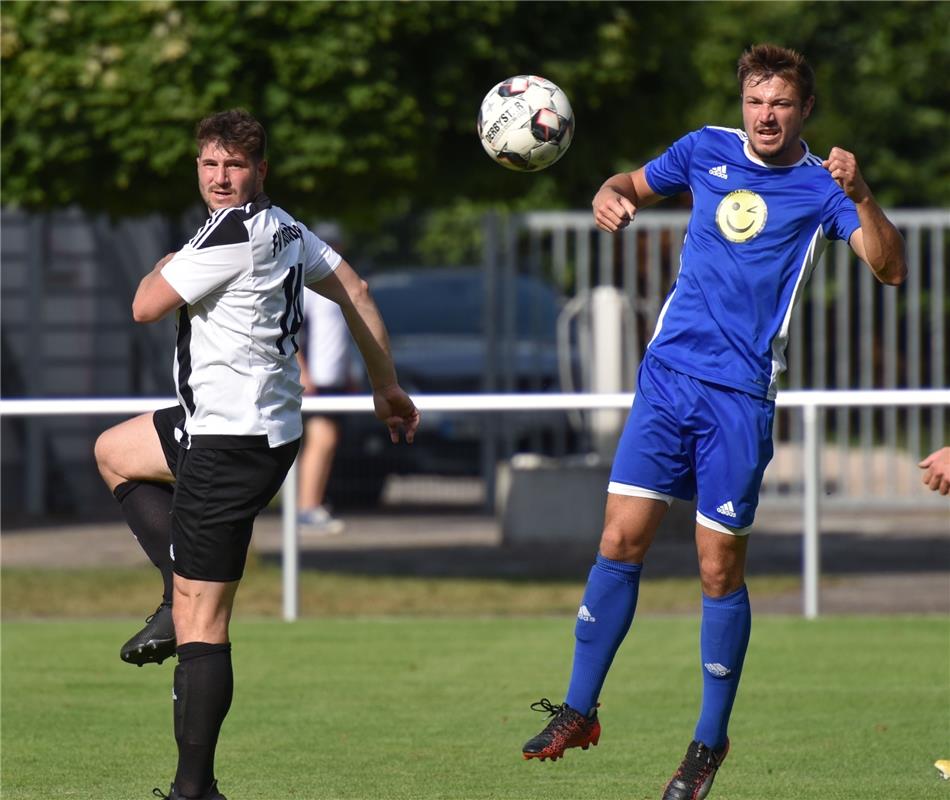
left=303, top=385, right=348, bottom=425
left=153, top=405, right=186, bottom=474
left=152, top=406, right=300, bottom=582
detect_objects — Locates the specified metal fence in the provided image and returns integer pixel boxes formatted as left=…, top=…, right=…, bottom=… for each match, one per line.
left=485, top=209, right=949, bottom=508
left=1, top=207, right=947, bottom=517
left=3, top=388, right=947, bottom=620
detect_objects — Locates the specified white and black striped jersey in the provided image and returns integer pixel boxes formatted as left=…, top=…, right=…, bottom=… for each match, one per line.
left=161, top=193, right=341, bottom=448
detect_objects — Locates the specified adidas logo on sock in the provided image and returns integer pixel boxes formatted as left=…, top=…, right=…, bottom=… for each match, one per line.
left=577, top=604, right=596, bottom=623
left=704, top=662, right=731, bottom=678
left=716, top=500, right=737, bottom=518
left=708, top=164, right=728, bottom=180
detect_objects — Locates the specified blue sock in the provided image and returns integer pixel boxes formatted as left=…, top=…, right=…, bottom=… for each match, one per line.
left=564, top=554, right=642, bottom=716
left=694, top=584, right=751, bottom=750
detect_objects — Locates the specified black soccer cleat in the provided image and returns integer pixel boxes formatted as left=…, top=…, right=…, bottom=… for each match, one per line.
left=121, top=602, right=176, bottom=666
left=522, top=698, right=601, bottom=762
left=662, top=738, right=730, bottom=800
left=152, top=780, right=226, bottom=799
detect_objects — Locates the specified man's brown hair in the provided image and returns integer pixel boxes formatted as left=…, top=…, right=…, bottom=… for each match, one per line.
left=737, top=44, right=815, bottom=106
left=195, top=109, right=267, bottom=162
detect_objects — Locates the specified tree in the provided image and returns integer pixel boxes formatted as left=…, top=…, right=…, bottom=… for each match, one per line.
left=2, top=1, right=946, bottom=263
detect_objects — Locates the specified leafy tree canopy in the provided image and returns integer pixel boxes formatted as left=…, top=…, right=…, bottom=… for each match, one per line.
left=2, top=0, right=947, bottom=261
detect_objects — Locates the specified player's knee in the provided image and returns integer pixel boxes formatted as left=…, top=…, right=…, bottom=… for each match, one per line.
left=94, top=429, right=119, bottom=480
left=699, top=563, right=744, bottom=597
left=599, top=525, right=646, bottom=562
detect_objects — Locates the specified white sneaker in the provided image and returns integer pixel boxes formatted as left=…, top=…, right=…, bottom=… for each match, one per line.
left=298, top=506, right=345, bottom=536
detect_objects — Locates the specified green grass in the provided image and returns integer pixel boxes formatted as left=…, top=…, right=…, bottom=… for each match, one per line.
left=0, top=563, right=807, bottom=618
left=2, top=616, right=947, bottom=800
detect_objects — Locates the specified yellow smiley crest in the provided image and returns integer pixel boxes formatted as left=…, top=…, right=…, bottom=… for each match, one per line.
left=715, top=190, right=767, bottom=243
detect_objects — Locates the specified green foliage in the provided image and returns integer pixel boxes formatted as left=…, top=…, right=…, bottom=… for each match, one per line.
left=687, top=1, right=950, bottom=208
left=2, top=0, right=947, bottom=257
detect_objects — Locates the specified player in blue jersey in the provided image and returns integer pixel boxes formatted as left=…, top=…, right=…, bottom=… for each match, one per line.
left=521, top=44, right=906, bottom=800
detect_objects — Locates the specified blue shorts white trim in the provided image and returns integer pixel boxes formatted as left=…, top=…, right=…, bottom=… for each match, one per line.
left=608, top=353, right=775, bottom=534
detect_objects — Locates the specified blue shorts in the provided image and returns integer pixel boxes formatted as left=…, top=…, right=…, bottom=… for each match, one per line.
left=609, top=353, right=775, bottom=533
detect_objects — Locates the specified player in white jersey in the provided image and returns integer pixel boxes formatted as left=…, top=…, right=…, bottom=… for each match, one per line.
left=521, top=45, right=906, bottom=800
left=94, top=109, right=419, bottom=800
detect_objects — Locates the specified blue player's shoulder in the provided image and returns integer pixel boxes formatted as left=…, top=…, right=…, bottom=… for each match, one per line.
left=703, top=125, right=747, bottom=141
left=799, top=146, right=825, bottom=169
left=694, top=126, right=748, bottom=158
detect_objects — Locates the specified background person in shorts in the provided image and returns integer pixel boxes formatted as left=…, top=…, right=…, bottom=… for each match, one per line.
left=94, top=109, right=419, bottom=800
left=520, top=43, right=906, bottom=800
left=296, top=286, right=353, bottom=534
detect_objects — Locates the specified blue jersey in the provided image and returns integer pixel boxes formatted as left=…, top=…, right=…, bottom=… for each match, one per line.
left=643, top=126, right=860, bottom=399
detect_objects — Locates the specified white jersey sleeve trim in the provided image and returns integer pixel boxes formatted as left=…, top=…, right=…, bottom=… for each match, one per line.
left=706, top=125, right=746, bottom=139
left=300, top=226, right=343, bottom=285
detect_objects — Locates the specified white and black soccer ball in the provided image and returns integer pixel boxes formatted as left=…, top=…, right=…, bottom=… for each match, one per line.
left=477, top=75, right=574, bottom=172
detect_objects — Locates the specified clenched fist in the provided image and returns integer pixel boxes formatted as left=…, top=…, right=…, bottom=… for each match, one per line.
left=822, top=147, right=870, bottom=203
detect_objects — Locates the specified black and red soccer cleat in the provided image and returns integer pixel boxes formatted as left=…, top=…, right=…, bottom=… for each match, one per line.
left=522, top=698, right=600, bottom=762
left=121, top=602, right=176, bottom=666
left=661, top=738, right=730, bottom=800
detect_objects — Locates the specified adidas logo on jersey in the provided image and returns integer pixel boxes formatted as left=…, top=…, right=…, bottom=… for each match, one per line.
left=716, top=500, right=737, bottom=518
left=577, top=604, right=596, bottom=623
left=708, top=164, right=728, bottom=180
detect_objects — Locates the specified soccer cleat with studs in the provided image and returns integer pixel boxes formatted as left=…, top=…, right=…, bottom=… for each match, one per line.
left=152, top=780, right=226, bottom=800
left=522, top=698, right=600, bottom=762
left=121, top=602, right=176, bottom=666
left=661, top=738, right=730, bottom=800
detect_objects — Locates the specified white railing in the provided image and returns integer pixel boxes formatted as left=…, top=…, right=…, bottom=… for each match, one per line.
left=2, top=389, right=948, bottom=620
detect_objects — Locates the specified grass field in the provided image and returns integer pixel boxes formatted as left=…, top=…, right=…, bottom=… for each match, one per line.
left=2, top=614, right=947, bottom=800
left=0, top=564, right=806, bottom=618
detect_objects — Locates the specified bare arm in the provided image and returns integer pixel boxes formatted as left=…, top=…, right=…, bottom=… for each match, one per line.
left=592, top=167, right=665, bottom=232
left=132, top=253, right=185, bottom=322
left=823, top=147, right=907, bottom=286
left=308, top=260, right=419, bottom=443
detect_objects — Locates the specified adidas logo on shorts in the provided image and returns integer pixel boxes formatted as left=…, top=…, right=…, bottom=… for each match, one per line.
left=716, top=500, right=737, bottom=518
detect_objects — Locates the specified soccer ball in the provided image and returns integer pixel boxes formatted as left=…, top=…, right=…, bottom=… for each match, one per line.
left=477, top=75, right=574, bottom=172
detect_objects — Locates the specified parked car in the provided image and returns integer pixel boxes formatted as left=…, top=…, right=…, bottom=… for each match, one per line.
left=324, top=267, right=578, bottom=507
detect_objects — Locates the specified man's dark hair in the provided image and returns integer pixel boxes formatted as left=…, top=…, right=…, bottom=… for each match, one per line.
left=195, top=109, right=267, bottom=162
left=737, top=44, right=815, bottom=106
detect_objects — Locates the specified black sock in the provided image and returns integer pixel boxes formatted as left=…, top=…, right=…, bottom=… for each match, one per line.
left=113, top=480, right=175, bottom=604
left=173, top=642, right=233, bottom=798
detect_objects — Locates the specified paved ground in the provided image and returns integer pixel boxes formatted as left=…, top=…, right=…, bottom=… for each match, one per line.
left=3, top=485, right=947, bottom=615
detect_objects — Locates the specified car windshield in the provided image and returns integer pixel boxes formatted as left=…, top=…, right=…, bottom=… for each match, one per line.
left=369, top=271, right=560, bottom=338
